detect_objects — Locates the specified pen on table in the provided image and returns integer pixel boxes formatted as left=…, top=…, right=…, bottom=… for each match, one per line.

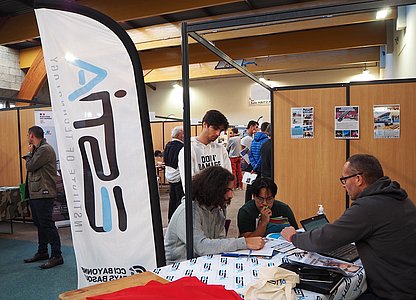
left=247, top=249, right=252, bottom=261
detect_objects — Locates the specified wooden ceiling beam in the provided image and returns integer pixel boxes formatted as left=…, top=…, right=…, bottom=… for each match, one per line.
left=143, top=47, right=380, bottom=83
left=76, top=0, right=242, bottom=21
left=129, top=10, right=395, bottom=51
left=16, top=48, right=47, bottom=104
left=0, top=0, right=241, bottom=45
left=0, top=0, right=395, bottom=46
left=139, top=22, right=386, bottom=70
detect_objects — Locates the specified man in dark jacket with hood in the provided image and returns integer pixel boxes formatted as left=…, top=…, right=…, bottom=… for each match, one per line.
left=281, top=154, right=416, bottom=300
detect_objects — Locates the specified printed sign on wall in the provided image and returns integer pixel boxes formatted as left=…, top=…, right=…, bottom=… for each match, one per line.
left=334, top=106, right=359, bottom=139
left=373, top=104, right=400, bottom=138
left=291, top=107, right=314, bottom=139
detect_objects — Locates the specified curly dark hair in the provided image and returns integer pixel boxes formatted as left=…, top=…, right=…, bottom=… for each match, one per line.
left=251, top=177, right=278, bottom=197
left=191, top=166, right=234, bottom=208
left=202, top=110, right=229, bottom=130
left=346, top=154, right=384, bottom=185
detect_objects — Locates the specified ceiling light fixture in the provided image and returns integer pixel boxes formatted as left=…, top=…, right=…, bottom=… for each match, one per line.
left=172, top=81, right=181, bottom=89
left=258, top=73, right=270, bottom=84
left=376, top=8, right=390, bottom=20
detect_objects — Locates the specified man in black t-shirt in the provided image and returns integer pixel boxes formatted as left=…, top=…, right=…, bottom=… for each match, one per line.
left=238, top=177, right=298, bottom=237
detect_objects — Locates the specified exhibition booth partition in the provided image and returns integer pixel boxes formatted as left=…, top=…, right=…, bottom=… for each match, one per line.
left=0, top=110, right=200, bottom=223
left=0, top=79, right=414, bottom=225
left=274, top=79, right=416, bottom=223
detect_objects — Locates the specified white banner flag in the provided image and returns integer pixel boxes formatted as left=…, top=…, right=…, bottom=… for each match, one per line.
left=35, top=1, right=165, bottom=287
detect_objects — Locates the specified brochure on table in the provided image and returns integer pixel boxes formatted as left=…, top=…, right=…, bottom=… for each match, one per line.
left=284, top=251, right=362, bottom=277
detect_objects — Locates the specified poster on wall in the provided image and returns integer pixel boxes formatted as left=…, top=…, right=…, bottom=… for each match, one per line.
left=373, top=104, right=400, bottom=138
left=34, top=110, right=59, bottom=162
left=35, top=0, right=164, bottom=288
left=249, top=84, right=271, bottom=105
left=291, top=107, right=314, bottom=139
left=334, top=106, right=359, bottom=139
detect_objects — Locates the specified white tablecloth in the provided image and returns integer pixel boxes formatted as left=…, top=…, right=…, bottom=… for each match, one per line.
left=153, top=251, right=367, bottom=299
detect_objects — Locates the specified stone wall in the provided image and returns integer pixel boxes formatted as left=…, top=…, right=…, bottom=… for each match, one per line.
left=0, top=46, right=24, bottom=96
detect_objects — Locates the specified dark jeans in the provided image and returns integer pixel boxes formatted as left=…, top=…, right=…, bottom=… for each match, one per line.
left=30, top=198, right=62, bottom=257
left=168, top=182, right=184, bottom=221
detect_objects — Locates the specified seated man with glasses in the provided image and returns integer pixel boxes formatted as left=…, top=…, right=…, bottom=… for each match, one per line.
left=281, top=154, right=416, bottom=300
left=237, top=177, right=298, bottom=237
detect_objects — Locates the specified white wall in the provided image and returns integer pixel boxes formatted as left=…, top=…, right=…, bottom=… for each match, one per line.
left=385, top=5, right=416, bottom=79
left=146, top=77, right=270, bottom=126
left=146, top=66, right=379, bottom=125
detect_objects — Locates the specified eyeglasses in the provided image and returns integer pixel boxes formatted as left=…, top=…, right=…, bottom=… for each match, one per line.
left=339, top=173, right=362, bottom=185
left=255, top=195, right=274, bottom=204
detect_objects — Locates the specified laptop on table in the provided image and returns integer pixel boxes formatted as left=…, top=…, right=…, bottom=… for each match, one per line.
left=300, top=214, right=359, bottom=263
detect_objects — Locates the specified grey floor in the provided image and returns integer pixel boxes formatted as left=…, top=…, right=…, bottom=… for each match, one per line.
left=0, top=184, right=246, bottom=246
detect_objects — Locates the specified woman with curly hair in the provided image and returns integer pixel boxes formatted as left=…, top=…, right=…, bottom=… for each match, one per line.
left=165, top=166, right=264, bottom=264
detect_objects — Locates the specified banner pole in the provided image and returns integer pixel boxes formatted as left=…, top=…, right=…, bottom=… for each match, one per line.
left=181, top=21, right=194, bottom=259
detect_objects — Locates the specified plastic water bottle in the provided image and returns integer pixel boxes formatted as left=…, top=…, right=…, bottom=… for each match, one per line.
left=317, top=204, right=325, bottom=215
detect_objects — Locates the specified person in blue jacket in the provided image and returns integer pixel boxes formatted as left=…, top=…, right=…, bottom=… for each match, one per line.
left=245, top=122, right=269, bottom=202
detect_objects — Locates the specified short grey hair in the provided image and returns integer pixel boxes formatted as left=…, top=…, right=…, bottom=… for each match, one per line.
left=171, top=126, right=183, bottom=138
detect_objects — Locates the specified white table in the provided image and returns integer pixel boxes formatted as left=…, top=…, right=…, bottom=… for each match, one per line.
left=153, top=251, right=366, bottom=299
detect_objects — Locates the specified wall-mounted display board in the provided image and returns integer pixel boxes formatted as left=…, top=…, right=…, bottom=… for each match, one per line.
left=274, top=86, right=347, bottom=223
left=350, top=81, right=415, bottom=204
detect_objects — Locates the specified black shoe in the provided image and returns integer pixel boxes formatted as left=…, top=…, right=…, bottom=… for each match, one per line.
left=24, top=253, right=49, bottom=263
left=39, top=256, right=64, bottom=269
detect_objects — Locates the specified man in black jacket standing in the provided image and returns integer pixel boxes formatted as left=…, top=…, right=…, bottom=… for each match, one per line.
left=164, top=126, right=184, bottom=221
left=23, top=126, right=63, bottom=269
left=281, top=154, right=416, bottom=299
left=260, top=124, right=272, bottom=179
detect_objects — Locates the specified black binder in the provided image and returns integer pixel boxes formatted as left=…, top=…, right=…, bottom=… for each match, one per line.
left=279, top=263, right=344, bottom=295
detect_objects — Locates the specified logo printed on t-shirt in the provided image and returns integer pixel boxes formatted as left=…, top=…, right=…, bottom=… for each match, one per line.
left=198, top=154, right=221, bottom=170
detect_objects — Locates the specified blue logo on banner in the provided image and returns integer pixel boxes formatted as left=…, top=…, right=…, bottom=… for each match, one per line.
left=68, top=59, right=107, bottom=101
